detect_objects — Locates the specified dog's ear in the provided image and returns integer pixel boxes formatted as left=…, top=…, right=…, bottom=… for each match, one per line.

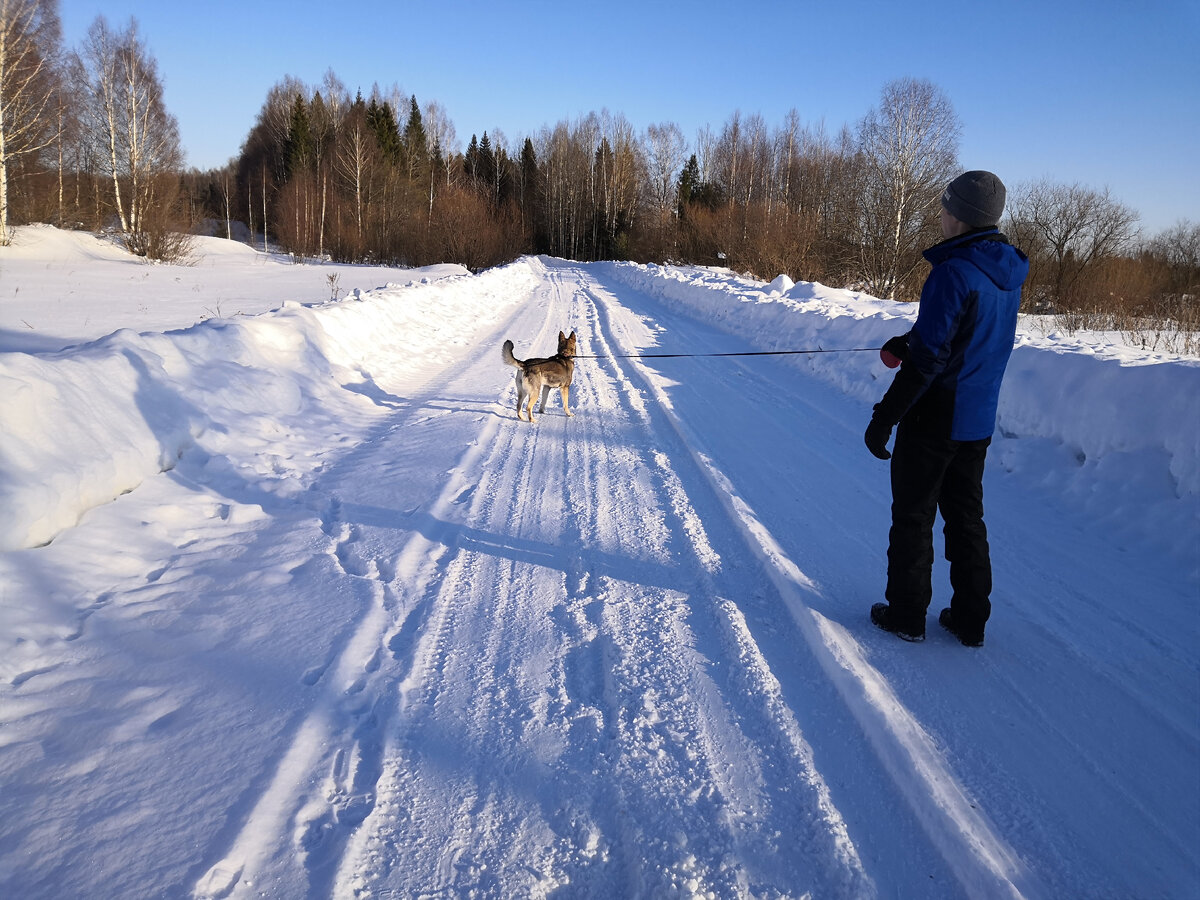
left=559, top=331, right=567, bottom=342
left=568, top=331, right=576, bottom=340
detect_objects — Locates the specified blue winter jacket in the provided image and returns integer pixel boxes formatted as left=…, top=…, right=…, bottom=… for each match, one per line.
left=878, top=228, right=1029, bottom=441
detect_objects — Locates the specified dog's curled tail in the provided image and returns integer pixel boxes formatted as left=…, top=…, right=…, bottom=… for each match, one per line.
left=501, top=339, right=522, bottom=368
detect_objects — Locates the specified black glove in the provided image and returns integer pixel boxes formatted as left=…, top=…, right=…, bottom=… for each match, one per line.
left=864, top=407, right=894, bottom=460
left=881, top=333, right=910, bottom=362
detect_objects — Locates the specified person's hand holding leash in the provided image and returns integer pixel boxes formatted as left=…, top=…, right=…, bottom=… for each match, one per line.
left=879, top=333, right=909, bottom=369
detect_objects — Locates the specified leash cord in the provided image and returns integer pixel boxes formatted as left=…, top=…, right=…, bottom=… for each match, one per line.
left=572, top=347, right=882, bottom=359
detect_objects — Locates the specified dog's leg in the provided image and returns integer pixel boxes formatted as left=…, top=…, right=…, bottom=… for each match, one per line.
left=537, top=384, right=552, bottom=414
left=561, top=385, right=573, bottom=417
left=524, top=377, right=538, bottom=422
left=515, top=372, right=529, bottom=421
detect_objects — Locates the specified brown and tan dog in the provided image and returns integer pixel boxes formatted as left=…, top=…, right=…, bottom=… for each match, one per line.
left=501, top=330, right=576, bottom=422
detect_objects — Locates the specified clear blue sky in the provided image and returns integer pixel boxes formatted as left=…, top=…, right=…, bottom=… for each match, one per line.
left=59, top=0, right=1198, bottom=234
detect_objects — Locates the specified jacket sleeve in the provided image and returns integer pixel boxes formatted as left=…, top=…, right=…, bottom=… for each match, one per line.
left=872, top=359, right=926, bottom=426
left=872, top=263, right=969, bottom=426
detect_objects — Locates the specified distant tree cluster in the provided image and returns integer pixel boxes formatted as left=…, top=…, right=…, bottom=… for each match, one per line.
left=1, top=4, right=1195, bottom=333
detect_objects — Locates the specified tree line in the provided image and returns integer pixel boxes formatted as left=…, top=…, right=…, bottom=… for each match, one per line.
left=2, top=2, right=1196, bottom=330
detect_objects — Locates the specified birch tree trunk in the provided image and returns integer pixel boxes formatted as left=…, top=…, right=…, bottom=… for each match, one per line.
left=0, top=0, right=61, bottom=241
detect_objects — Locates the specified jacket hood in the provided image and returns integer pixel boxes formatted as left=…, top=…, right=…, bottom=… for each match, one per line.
left=925, top=229, right=1030, bottom=292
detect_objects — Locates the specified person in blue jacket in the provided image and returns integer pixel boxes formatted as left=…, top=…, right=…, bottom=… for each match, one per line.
left=865, top=170, right=1029, bottom=646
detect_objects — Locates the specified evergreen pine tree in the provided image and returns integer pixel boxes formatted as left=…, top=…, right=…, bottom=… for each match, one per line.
left=477, top=132, right=497, bottom=199
left=403, top=96, right=428, bottom=177
left=284, top=94, right=314, bottom=178
left=678, top=153, right=700, bottom=214
left=520, top=137, right=539, bottom=204
left=366, top=97, right=401, bottom=166
left=464, top=134, right=480, bottom=181
left=431, top=139, right=446, bottom=188
left=520, top=137, right=544, bottom=251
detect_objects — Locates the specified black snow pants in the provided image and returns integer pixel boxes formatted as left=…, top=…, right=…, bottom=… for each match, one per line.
left=885, top=420, right=993, bottom=635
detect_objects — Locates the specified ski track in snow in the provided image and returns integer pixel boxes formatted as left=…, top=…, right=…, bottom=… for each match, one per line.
left=2, top=256, right=1196, bottom=899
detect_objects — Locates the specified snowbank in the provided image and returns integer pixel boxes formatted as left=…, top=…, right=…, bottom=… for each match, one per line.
left=0, top=257, right=541, bottom=551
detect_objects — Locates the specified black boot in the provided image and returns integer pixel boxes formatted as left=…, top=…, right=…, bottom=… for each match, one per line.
left=939, top=608, right=984, bottom=647
left=870, top=603, right=925, bottom=642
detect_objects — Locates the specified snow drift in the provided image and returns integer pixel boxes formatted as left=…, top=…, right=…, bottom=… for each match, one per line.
left=0, top=257, right=539, bottom=551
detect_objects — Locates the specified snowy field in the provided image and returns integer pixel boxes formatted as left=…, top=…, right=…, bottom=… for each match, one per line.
left=0, top=226, right=1196, bottom=898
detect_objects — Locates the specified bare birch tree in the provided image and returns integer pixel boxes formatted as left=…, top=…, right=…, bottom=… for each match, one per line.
left=78, top=16, right=187, bottom=258
left=694, top=124, right=717, bottom=190
left=334, top=96, right=372, bottom=250
left=642, top=120, right=686, bottom=255
left=422, top=99, right=457, bottom=187
left=855, top=77, right=960, bottom=299
left=0, top=0, right=60, bottom=241
left=79, top=19, right=126, bottom=231
left=594, top=111, right=641, bottom=255
left=644, top=122, right=686, bottom=216
left=536, top=118, right=594, bottom=259
left=775, top=109, right=801, bottom=223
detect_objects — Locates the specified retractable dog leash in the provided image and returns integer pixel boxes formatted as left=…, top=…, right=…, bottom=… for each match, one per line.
left=572, top=347, right=883, bottom=360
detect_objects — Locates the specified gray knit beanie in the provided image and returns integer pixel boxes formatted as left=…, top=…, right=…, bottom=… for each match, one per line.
left=941, top=170, right=1006, bottom=227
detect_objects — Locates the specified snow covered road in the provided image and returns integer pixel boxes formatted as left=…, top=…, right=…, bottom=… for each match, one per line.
left=2, top=251, right=1196, bottom=899
left=196, top=262, right=889, bottom=898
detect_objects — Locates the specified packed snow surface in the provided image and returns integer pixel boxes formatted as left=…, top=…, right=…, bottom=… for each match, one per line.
left=0, top=227, right=1196, bottom=899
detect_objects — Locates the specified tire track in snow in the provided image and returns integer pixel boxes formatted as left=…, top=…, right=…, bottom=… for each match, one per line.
left=331, top=268, right=615, bottom=897
left=582, top=269, right=1044, bottom=899
left=574, top=277, right=875, bottom=896
left=310, top=406, right=534, bottom=897
left=327, top=263, right=877, bottom=897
